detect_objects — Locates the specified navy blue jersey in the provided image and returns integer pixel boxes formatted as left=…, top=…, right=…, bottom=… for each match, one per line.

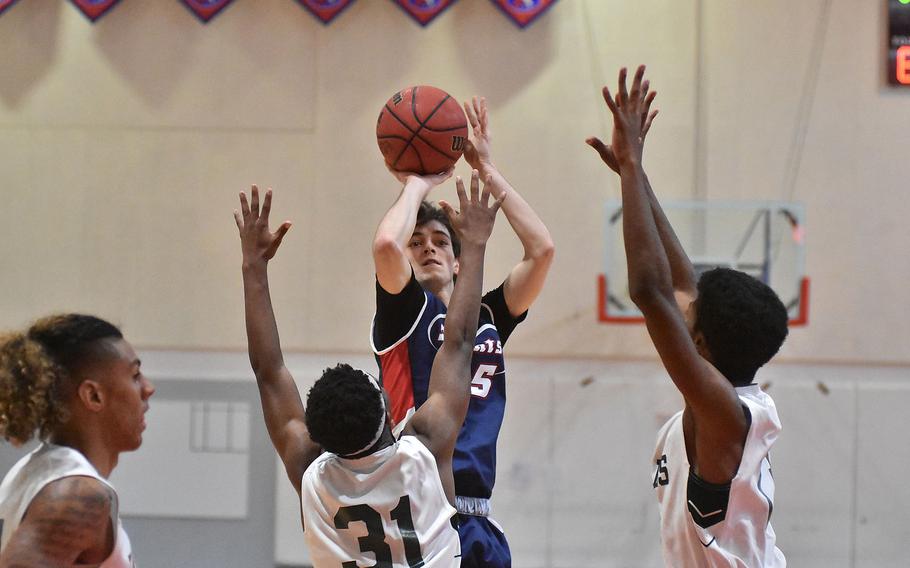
left=371, top=274, right=526, bottom=499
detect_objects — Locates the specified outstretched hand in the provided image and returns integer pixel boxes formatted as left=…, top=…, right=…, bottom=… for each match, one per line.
left=462, top=96, right=493, bottom=170
left=586, top=65, right=658, bottom=173
left=387, top=164, right=455, bottom=192
left=234, top=185, right=292, bottom=264
left=439, top=169, right=504, bottom=248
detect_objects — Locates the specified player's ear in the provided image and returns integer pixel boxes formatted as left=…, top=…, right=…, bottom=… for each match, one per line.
left=453, top=259, right=460, bottom=276
left=692, top=332, right=711, bottom=360
left=77, top=380, right=105, bottom=412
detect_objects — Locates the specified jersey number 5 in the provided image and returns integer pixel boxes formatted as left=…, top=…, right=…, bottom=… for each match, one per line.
left=334, top=495, right=424, bottom=568
left=471, top=364, right=497, bottom=398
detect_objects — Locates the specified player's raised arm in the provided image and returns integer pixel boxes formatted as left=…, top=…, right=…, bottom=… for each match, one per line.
left=235, top=186, right=320, bottom=495
left=586, top=85, right=697, bottom=298
left=602, top=67, right=748, bottom=484
left=373, top=168, right=454, bottom=295
left=463, top=96, right=554, bottom=317
left=404, top=170, right=503, bottom=501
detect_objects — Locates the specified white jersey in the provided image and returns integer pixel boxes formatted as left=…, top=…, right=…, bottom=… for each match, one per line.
left=301, top=435, right=460, bottom=568
left=653, top=384, right=786, bottom=567
left=0, top=443, right=135, bottom=568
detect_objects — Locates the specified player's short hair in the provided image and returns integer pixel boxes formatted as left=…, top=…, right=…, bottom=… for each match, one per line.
left=305, top=363, right=386, bottom=456
left=0, top=314, right=123, bottom=445
left=417, top=201, right=460, bottom=258
left=694, top=268, right=789, bottom=386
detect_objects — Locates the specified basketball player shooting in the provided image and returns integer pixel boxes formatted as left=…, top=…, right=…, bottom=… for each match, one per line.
left=587, top=66, right=789, bottom=566
left=235, top=174, right=502, bottom=567
left=372, top=96, right=554, bottom=567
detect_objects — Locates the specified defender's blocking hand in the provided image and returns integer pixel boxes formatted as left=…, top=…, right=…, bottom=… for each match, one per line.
left=588, top=65, right=658, bottom=170
left=438, top=169, right=504, bottom=248
left=234, top=185, right=291, bottom=264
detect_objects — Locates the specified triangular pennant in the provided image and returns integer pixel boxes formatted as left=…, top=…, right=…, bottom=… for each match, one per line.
left=0, top=0, right=22, bottom=17
left=181, top=0, right=235, bottom=24
left=69, top=0, right=123, bottom=22
left=297, top=0, right=356, bottom=25
left=394, top=0, right=455, bottom=27
left=491, top=0, right=557, bottom=29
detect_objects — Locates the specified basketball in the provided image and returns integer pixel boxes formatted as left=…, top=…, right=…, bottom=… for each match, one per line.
left=376, top=86, right=469, bottom=175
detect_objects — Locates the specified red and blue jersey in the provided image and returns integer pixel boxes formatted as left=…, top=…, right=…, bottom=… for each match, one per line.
left=371, top=274, right=526, bottom=500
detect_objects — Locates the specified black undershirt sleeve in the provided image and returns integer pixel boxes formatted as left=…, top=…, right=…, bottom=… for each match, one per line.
left=374, top=272, right=426, bottom=351
left=481, top=283, right=528, bottom=345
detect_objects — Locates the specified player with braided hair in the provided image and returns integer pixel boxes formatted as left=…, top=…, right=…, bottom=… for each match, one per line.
left=0, top=313, right=152, bottom=567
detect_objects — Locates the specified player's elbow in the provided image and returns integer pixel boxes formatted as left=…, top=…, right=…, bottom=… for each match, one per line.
left=531, top=238, right=555, bottom=264
left=372, top=235, right=404, bottom=263
left=629, top=277, right=672, bottom=309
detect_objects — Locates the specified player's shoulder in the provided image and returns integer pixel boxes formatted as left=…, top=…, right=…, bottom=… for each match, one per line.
left=28, top=475, right=115, bottom=528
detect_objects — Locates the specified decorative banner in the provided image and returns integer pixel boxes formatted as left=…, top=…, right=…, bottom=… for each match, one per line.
left=297, top=0, right=356, bottom=25
left=181, top=0, right=235, bottom=24
left=492, top=0, right=557, bottom=29
left=0, top=0, right=21, bottom=17
left=69, top=0, right=122, bottom=22
left=395, top=0, right=456, bottom=27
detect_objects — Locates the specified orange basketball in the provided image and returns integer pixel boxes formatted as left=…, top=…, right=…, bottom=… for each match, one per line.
left=376, top=86, right=468, bottom=175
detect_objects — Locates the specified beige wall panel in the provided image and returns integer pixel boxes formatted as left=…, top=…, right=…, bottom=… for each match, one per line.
left=0, top=0, right=317, bottom=129
left=700, top=1, right=910, bottom=364
left=2, top=1, right=907, bottom=364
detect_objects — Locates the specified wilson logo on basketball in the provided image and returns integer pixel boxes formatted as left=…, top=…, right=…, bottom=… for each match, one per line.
left=392, top=92, right=403, bottom=105
left=451, top=136, right=466, bottom=152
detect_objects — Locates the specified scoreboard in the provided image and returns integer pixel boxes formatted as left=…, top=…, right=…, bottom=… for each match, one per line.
left=889, top=0, right=910, bottom=85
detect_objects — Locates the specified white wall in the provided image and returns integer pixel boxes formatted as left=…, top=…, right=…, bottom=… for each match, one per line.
left=1, top=1, right=909, bottom=566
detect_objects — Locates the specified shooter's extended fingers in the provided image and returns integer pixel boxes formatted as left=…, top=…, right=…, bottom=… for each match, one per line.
left=478, top=97, right=488, bottom=132
left=464, top=100, right=479, bottom=129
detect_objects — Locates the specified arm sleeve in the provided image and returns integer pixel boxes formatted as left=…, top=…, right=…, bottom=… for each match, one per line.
left=482, top=283, right=528, bottom=345
left=373, top=271, right=427, bottom=352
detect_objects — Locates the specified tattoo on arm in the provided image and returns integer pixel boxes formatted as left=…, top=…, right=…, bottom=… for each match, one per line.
left=0, top=476, right=115, bottom=566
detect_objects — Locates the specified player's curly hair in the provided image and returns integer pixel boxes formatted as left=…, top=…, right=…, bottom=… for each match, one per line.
left=694, top=268, right=789, bottom=386
left=417, top=200, right=461, bottom=258
left=305, top=363, right=386, bottom=456
left=0, top=314, right=122, bottom=445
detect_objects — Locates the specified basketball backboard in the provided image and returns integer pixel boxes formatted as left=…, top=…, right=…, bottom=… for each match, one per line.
left=598, top=200, right=809, bottom=325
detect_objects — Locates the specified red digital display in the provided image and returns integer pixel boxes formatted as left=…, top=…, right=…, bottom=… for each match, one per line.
left=897, top=46, right=910, bottom=84
left=889, top=1, right=910, bottom=86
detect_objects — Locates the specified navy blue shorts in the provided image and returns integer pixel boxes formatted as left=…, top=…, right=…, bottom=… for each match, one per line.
left=457, top=514, right=511, bottom=568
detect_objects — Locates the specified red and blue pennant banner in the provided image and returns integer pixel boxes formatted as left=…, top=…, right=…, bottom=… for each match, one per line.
left=297, top=0, right=356, bottom=25
left=0, top=0, right=21, bottom=17
left=69, top=0, right=122, bottom=22
left=182, top=0, right=235, bottom=23
left=395, top=0, right=456, bottom=27
left=492, top=0, right=557, bottom=29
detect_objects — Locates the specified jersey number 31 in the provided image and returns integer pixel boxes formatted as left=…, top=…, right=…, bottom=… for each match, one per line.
left=334, top=495, right=424, bottom=567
